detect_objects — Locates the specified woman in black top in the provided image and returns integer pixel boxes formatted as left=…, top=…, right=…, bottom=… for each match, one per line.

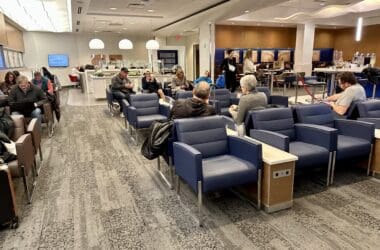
left=220, top=49, right=237, bottom=92
left=142, top=71, right=165, bottom=99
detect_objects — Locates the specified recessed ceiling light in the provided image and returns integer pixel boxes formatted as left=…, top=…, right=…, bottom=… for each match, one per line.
left=320, top=3, right=325, bottom=6
left=130, top=22, right=135, bottom=25
left=244, top=10, right=249, bottom=13
left=231, top=22, right=235, bottom=24
left=94, top=30, right=99, bottom=32
left=123, top=27, right=128, bottom=30
left=147, top=9, right=154, bottom=12
left=109, top=7, right=117, bottom=10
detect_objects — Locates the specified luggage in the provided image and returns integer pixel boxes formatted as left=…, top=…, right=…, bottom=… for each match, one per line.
left=0, top=164, right=19, bottom=229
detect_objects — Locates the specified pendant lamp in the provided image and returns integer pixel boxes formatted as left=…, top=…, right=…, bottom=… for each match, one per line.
left=89, top=38, right=105, bottom=49
left=119, top=39, right=133, bottom=49
left=146, top=39, right=159, bottom=50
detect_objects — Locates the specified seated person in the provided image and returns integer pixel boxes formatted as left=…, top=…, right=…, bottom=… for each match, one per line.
left=111, top=67, right=135, bottom=116
left=170, top=69, right=192, bottom=93
left=8, top=75, right=47, bottom=125
left=194, top=70, right=212, bottom=85
left=229, top=75, right=268, bottom=125
left=32, top=71, right=54, bottom=94
left=1, top=71, right=17, bottom=95
left=142, top=71, right=165, bottom=100
left=170, top=82, right=216, bottom=119
left=326, top=72, right=366, bottom=115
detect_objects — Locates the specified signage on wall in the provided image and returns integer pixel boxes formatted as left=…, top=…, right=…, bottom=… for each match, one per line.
left=157, top=50, right=178, bottom=69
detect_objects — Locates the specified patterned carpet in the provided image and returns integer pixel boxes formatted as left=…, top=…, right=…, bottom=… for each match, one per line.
left=0, top=90, right=379, bottom=249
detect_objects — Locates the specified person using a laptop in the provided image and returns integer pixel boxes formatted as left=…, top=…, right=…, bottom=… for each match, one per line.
left=8, top=75, right=47, bottom=125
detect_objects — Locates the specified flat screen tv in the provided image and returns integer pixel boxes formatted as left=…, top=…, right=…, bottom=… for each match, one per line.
left=48, top=54, right=69, bottom=67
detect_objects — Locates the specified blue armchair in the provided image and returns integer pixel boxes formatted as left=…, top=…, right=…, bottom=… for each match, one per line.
left=173, top=116, right=262, bottom=225
left=106, top=85, right=115, bottom=115
left=250, top=108, right=337, bottom=186
left=127, top=93, right=170, bottom=143
left=256, top=87, right=289, bottom=107
left=209, top=89, right=239, bottom=116
left=175, top=91, right=193, bottom=100
left=357, top=100, right=380, bottom=128
left=295, top=104, right=375, bottom=179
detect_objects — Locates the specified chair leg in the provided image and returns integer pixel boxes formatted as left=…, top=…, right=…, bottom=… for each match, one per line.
left=327, top=151, right=334, bottom=186
left=169, top=157, right=174, bottom=190
left=134, top=129, right=139, bottom=145
left=197, top=181, right=203, bottom=227
left=39, top=145, right=43, bottom=161
left=330, top=151, right=337, bottom=185
left=257, top=169, right=262, bottom=209
left=176, top=175, right=180, bottom=195
left=20, top=165, right=32, bottom=204
left=157, top=156, right=161, bottom=171
left=367, top=144, right=374, bottom=176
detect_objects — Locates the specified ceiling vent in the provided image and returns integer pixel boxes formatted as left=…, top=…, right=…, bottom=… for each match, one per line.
left=127, top=3, right=146, bottom=9
left=109, top=22, right=123, bottom=26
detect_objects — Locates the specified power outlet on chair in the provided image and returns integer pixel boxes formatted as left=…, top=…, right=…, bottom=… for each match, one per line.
left=273, top=169, right=292, bottom=179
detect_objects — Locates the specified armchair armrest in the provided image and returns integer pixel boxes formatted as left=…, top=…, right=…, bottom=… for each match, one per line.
left=230, top=97, right=240, bottom=105
left=250, top=129, right=289, bottom=151
left=173, top=142, right=203, bottom=192
left=295, top=123, right=338, bottom=151
left=228, top=135, right=262, bottom=170
left=121, top=99, right=129, bottom=116
left=15, top=133, right=35, bottom=177
left=222, top=116, right=237, bottom=131
left=358, top=117, right=380, bottom=129
left=209, top=100, right=221, bottom=114
left=270, top=95, right=289, bottom=107
left=42, top=102, right=53, bottom=122
left=126, top=106, right=137, bottom=125
left=334, top=119, right=375, bottom=142
left=26, top=118, right=41, bottom=153
left=159, top=103, right=171, bottom=118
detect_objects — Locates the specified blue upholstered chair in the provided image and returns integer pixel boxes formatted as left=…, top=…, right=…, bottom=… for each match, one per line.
left=357, top=100, right=380, bottom=129
left=295, top=104, right=375, bottom=179
left=106, top=86, right=115, bottom=115
left=256, top=87, right=289, bottom=107
left=209, top=89, right=239, bottom=116
left=175, top=91, right=193, bottom=100
left=250, top=108, right=337, bottom=185
left=126, top=93, right=170, bottom=142
left=173, top=116, right=262, bottom=225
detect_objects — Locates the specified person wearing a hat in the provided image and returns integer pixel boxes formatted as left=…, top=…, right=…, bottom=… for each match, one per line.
left=111, top=67, right=135, bottom=116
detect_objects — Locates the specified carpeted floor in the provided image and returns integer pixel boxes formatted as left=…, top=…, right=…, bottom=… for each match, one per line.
left=0, top=89, right=379, bottom=249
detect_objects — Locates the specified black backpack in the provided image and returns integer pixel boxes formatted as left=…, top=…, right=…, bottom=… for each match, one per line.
left=141, top=120, right=174, bottom=160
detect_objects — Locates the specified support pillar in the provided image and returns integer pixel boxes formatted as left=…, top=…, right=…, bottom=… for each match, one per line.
left=199, top=22, right=215, bottom=80
left=294, top=23, right=315, bottom=76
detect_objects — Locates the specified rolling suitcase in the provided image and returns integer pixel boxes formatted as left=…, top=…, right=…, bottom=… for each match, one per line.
left=0, top=164, right=19, bottom=229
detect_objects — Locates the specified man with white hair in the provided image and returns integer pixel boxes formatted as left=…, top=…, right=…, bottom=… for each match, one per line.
left=229, top=75, right=267, bottom=125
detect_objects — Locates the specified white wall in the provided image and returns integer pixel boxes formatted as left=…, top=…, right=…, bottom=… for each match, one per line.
left=23, top=32, right=150, bottom=86
left=166, top=34, right=199, bottom=80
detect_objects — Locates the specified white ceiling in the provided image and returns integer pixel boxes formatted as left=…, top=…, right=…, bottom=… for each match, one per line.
left=224, top=0, right=380, bottom=28
left=71, top=0, right=291, bottom=36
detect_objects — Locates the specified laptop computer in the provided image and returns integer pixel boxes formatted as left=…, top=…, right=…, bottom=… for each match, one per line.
left=9, top=101, right=36, bottom=117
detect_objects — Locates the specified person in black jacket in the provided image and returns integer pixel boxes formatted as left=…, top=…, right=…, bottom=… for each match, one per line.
left=8, top=75, right=47, bottom=125
left=142, top=71, right=165, bottom=99
left=170, top=82, right=216, bottom=119
left=220, top=49, right=237, bottom=92
left=111, top=67, right=135, bottom=116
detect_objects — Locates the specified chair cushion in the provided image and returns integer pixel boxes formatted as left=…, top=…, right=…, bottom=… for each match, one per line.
left=289, top=141, right=330, bottom=169
left=136, top=114, right=167, bottom=128
left=295, top=104, right=334, bottom=127
left=336, top=135, right=371, bottom=161
left=358, top=100, right=380, bottom=118
left=220, top=107, right=230, bottom=117
left=202, top=155, right=258, bottom=192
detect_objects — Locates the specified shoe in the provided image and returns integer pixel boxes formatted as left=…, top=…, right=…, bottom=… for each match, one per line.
left=120, top=113, right=124, bottom=118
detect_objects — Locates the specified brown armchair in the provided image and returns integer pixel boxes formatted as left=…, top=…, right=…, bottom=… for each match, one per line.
left=7, top=115, right=37, bottom=203
left=27, top=118, right=43, bottom=174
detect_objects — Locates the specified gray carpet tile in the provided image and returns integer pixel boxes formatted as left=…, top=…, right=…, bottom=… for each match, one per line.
left=0, top=89, right=379, bottom=249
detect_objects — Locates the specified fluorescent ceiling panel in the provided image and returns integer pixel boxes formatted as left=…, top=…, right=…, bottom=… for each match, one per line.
left=0, top=0, right=72, bottom=32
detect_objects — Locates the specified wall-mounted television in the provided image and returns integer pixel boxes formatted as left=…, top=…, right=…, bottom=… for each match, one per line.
left=48, top=54, right=69, bottom=67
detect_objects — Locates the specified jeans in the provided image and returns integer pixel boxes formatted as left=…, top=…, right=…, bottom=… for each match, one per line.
left=112, top=91, right=129, bottom=112
left=12, top=108, right=42, bottom=127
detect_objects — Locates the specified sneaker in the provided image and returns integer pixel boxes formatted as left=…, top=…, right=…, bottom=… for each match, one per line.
left=120, top=113, right=124, bottom=118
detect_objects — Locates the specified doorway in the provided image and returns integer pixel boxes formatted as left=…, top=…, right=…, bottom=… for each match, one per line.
left=193, top=44, right=200, bottom=79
